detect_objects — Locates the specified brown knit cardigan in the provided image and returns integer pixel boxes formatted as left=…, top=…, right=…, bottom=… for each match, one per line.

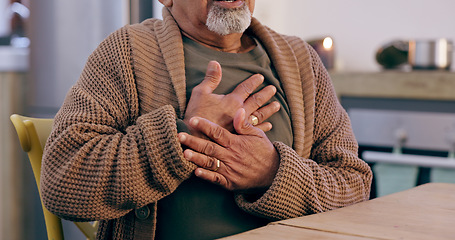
left=41, top=8, right=372, bottom=239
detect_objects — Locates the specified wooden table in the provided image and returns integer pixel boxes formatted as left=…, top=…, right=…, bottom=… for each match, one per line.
left=221, top=183, right=455, bottom=240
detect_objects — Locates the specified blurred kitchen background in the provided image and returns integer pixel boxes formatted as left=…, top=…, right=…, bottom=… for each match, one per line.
left=1, top=0, right=454, bottom=239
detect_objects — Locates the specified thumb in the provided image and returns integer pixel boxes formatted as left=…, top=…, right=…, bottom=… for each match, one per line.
left=233, top=108, right=262, bottom=136
left=199, top=60, right=222, bottom=94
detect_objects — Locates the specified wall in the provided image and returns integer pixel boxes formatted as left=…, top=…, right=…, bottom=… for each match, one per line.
left=0, top=0, right=9, bottom=37
left=152, top=0, right=455, bottom=71
left=254, top=0, right=455, bottom=71
left=29, top=0, right=127, bottom=117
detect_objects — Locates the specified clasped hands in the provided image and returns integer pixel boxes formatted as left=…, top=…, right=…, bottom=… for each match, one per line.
left=180, top=61, right=280, bottom=193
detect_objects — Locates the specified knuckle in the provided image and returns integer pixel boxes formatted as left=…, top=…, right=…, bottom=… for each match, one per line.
left=225, top=182, right=235, bottom=191
left=191, top=85, right=202, bottom=94
left=252, top=94, right=264, bottom=107
left=224, top=138, right=234, bottom=148
left=202, top=142, right=216, bottom=156
left=204, top=157, right=214, bottom=169
left=211, top=127, right=225, bottom=141
left=253, top=110, right=265, bottom=122
left=240, top=81, right=254, bottom=95
left=213, top=174, right=222, bottom=184
left=211, top=173, right=232, bottom=190
left=206, top=75, right=218, bottom=84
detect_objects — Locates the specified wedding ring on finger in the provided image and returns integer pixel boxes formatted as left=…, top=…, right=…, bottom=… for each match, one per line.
left=213, top=158, right=221, bottom=172
left=208, top=156, right=221, bottom=172
left=250, top=115, right=259, bottom=126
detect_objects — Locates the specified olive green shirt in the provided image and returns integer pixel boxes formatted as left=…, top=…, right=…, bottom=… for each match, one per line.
left=183, top=36, right=293, bottom=146
left=155, top=36, right=293, bottom=240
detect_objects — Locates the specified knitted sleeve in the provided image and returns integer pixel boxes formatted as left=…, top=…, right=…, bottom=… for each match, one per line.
left=235, top=40, right=372, bottom=220
left=41, top=26, right=195, bottom=221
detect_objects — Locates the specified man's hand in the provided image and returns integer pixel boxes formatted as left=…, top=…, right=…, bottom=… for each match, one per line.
left=179, top=108, right=280, bottom=193
left=184, top=61, right=280, bottom=138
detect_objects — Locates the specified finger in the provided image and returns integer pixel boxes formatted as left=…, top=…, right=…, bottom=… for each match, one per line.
left=183, top=149, right=221, bottom=172
left=187, top=117, right=234, bottom=148
left=195, top=61, right=222, bottom=94
left=248, top=101, right=281, bottom=126
left=255, top=122, right=273, bottom=132
left=229, top=74, right=264, bottom=101
left=243, top=85, right=277, bottom=115
left=233, top=108, right=263, bottom=136
left=194, top=168, right=230, bottom=189
left=179, top=131, right=223, bottom=157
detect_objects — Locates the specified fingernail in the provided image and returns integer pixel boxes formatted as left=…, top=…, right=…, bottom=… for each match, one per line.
left=178, top=133, right=186, bottom=142
left=189, top=117, right=199, bottom=127
left=274, top=102, right=281, bottom=110
left=208, top=61, right=218, bottom=71
left=195, top=168, right=203, bottom=177
left=184, top=150, right=193, bottom=159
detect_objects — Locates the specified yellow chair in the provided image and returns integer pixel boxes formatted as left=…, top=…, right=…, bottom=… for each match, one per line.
left=10, top=114, right=98, bottom=240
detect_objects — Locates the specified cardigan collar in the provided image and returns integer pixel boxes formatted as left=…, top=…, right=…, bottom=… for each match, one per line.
left=247, top=18, right=306, bottom=156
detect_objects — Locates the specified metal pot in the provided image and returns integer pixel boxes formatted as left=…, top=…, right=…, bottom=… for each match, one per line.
left=408, top=39, right=453, bottom=70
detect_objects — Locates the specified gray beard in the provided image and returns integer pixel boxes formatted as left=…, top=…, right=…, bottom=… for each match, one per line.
left=205, top=4, right=252, bottom=36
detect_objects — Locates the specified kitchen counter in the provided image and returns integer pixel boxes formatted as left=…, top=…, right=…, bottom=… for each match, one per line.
left=330, top=71, right=455, bottom=101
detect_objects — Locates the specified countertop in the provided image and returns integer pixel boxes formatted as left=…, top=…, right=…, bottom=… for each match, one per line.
left=221, top=183, right=455, bottom=240
left=330, top=71, right=455, bottom=101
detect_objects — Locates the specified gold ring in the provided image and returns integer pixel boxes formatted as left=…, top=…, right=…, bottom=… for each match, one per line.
left=213, top=159, right=220, bottom=172
left=250, top=115, right=259, bottom=126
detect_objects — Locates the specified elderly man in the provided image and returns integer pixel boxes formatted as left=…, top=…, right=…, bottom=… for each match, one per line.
left=41, top=0, right=372, bottom=239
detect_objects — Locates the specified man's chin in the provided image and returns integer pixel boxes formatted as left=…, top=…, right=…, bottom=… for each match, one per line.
left=206, top=4, right=251, bottom=36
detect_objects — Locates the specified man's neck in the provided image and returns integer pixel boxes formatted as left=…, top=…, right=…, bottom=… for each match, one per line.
left=181, top=31, right=256, bottom=53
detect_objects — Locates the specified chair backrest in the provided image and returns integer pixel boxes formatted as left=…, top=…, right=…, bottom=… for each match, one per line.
left=10, top=114, right=98, bottom=240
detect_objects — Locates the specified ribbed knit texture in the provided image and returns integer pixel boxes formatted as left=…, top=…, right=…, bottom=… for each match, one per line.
left=41, top=8, right=372, bottom=239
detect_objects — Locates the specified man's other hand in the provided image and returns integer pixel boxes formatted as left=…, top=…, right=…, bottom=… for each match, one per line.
left=179, top=108, right=280, bottom=193
left=184, top=61, right=280, bottom=138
